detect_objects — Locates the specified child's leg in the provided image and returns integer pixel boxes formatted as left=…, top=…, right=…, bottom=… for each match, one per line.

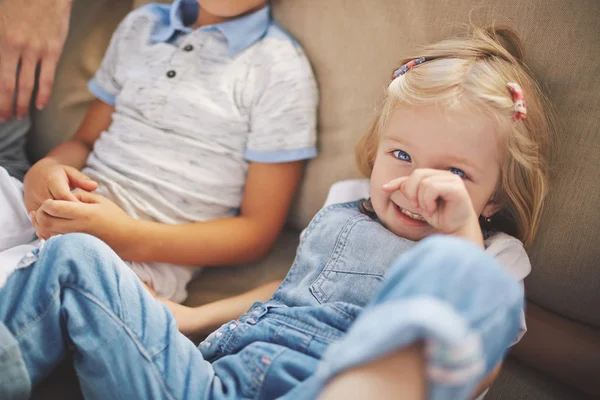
left=313, top=235, right=523, bottom=400
left=0, top=233, right=216, bottom=400
left=319, top=344, right=426, bottom=400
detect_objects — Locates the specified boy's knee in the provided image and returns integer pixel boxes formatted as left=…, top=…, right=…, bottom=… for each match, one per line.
left=45, top=233, right=111, bottom=257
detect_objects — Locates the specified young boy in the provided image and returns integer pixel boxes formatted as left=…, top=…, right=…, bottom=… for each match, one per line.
left=0, top=0, right=318, bottom=302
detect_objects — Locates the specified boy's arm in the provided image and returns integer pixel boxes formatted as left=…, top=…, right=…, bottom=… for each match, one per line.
left=159, top=280, right=281, bottom=337
left=46, top=99, right=114, bottom=168
left=124, top=160, right=304, bottom=265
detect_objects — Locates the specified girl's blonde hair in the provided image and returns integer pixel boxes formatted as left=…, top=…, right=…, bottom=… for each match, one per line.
left=357, top=27, right=554, bottom=247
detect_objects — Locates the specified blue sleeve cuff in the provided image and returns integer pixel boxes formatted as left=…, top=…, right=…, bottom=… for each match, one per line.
left=88, top=79, right=117, bottom=106
left=244, top=147, right=317, bottom=163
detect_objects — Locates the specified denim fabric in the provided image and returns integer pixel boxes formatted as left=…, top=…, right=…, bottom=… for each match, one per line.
left=0, top=323, right=30, bottom=399
left=0, top=201, right=523, bottom=399
left=0, top=118, right=31, bottom=181
left=270, top=201, right=415, bottom=308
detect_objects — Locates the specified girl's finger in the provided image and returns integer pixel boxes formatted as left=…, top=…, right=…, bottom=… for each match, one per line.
left=403, top=169, right=441, bottom=209
left=382, top=176, right=410, bottom=192
left=418, top=175, right=462, bottom=216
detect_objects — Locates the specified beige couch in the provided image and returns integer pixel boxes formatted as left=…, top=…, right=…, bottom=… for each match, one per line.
left=29, top=0, right=600, bottom=398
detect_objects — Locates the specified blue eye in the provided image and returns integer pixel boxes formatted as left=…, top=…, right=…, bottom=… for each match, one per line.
left=449, top=167, right=467, bottom=179
left=392, top=150, right=412, bottom=162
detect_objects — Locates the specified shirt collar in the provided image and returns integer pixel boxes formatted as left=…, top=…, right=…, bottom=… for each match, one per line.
left=151, top=0, right=271, bottom=57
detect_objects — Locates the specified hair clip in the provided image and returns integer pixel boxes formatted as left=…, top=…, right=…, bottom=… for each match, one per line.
left=392, top=57, right=426, bottom=79
left=507, top=82, right=527, bottom=121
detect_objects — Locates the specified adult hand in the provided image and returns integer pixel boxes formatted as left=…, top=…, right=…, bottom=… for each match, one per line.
left=0, top=0, right=73, bottom=121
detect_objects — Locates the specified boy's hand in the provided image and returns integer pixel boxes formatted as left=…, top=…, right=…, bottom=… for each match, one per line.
left=382, top=169, right=483, bottom=246
left=23, top=157, right=98, bottom=213
left=30, top=189, right=137, bottom=255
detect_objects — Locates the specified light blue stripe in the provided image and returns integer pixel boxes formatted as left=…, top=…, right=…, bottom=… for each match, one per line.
left=88, top=80, right=116, bottom=106
left=245, top=147, right=317, bottom=163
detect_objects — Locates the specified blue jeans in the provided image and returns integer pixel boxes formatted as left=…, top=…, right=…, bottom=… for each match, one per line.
left=0, top=234, right=522, bottom=399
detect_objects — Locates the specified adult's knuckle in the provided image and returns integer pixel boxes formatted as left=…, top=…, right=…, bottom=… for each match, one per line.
left=45, top=42, right=62, bottom=59
left=0, top=77, right=15, bottom=94
left=39, top=76, right=54, bottom=89
left=5, top=33, right=25, bottom=50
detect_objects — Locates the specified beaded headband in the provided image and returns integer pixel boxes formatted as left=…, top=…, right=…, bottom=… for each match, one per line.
left=392, top=58, right=528, bottom=121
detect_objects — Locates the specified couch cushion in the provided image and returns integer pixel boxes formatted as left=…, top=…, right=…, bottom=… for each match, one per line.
left=487, top=358, right=590, bottom=400
left=272, top=0, right=600, bottom=327
left=184, top=227, right=299, bottom=306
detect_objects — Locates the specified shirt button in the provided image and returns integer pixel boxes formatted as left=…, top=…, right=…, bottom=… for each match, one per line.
left=166, top=70, right=176, bottom=78
left=183, top=44, right=194, bottom=52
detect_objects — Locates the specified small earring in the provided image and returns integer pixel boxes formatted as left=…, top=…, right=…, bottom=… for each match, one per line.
left=485, top=214, right=492, bottom=223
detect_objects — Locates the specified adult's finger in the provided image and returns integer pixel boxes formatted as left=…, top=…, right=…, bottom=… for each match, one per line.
left=15, top=51, right=38, bottom=119
left=35, top=51, right=59, bottom=110
left=0, top=49, right=19, bottom=121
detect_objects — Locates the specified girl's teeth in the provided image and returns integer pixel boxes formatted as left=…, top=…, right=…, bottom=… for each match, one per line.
left=400, top=208, right=426, bottom=221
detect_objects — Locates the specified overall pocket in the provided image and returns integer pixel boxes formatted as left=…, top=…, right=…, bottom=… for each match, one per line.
left=309, top=215, right=388, bottom=307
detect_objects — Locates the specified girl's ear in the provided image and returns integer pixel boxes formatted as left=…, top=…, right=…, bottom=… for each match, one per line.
left=482, top=199, right=502, bottom=219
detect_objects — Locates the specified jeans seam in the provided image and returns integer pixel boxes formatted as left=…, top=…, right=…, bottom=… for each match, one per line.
left=254, top=347, right=289, bottom=400
left=241, top=348, right=263, bottom=397
left=12, top=288, right=60, bottom=339
left=266, top=316, right=343, bottom=342
left=63, top=284, right=177, bottom=400
left=310, top=215, right=366, bottom=303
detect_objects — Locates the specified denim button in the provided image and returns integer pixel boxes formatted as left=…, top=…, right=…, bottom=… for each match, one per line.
left=183, top=44, right=194, bottom=52
left=166, top=70, right=176, bottom=78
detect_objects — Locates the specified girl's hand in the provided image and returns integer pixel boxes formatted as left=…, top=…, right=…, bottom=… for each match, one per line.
left=382, top=169, right=483, bottom=246
left=30, top=189, right=139, bottom=257
left=23, top=157, right=98, bottom=214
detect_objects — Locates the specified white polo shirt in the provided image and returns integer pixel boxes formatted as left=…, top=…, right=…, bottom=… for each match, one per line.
left=85, top=1, right=318, bottom=301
